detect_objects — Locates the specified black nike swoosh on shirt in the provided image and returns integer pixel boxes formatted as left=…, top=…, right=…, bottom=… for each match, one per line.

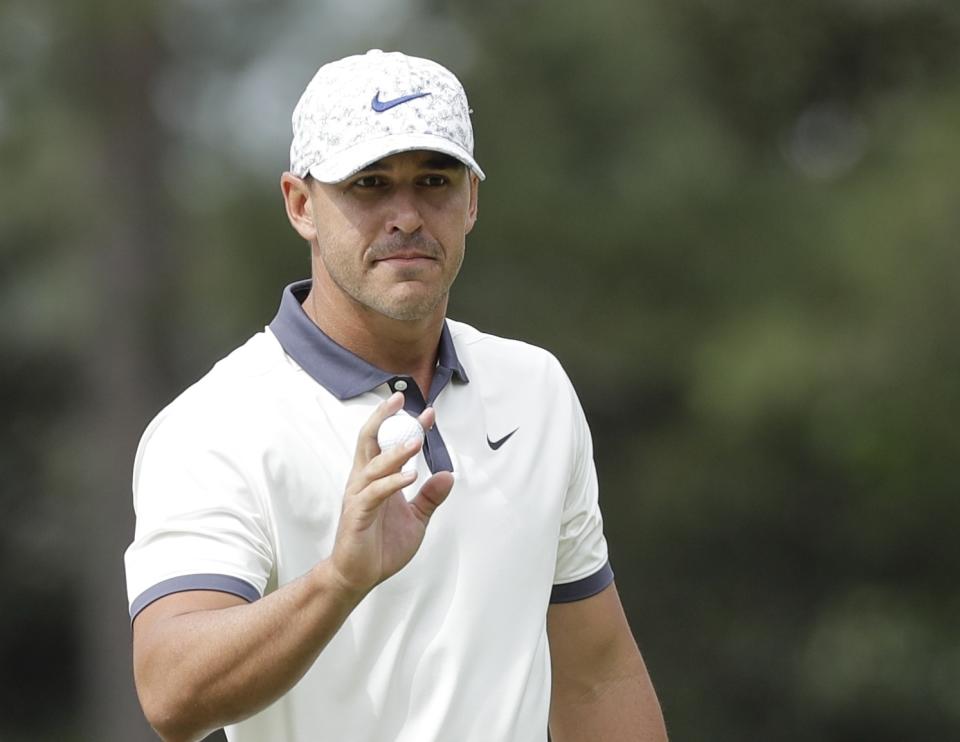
left=487, top=428, right=519, bottom=451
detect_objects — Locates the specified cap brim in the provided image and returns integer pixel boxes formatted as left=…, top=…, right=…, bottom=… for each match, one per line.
left=303, top=133, right=485, bottom=183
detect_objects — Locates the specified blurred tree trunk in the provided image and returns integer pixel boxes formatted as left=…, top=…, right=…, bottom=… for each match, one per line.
left=74, top=10, right=174, bottom=740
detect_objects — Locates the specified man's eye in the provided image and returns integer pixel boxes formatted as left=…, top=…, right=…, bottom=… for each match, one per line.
left=421, top=175, right=448, bottom=187
left=354, top=175, right=385, bottom=188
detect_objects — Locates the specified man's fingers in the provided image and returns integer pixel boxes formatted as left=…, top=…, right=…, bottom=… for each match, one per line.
left=350, top=469, right=419, bottom=515
left=362, top=435, right=423, bottom=483
left=349, top=397, right=439, bottom=500
left=416, top=406, right=436, bottom=433
left=354, top=392, right=405, bottom=467
left=409, top=471, right=454, bottom=522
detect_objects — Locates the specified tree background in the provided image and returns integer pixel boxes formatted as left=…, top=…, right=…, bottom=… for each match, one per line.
left=1, top=0, right=958, bottom=739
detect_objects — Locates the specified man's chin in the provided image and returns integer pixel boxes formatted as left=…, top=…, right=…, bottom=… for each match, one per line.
left=368, top=290, right=446, bottom=322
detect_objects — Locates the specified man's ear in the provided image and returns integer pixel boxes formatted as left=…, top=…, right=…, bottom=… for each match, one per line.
left=464, top=173, right=479, bottom=235
left=280, top=172, right=317, bottom=241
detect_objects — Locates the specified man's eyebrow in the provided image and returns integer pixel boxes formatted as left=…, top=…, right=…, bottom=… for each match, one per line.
left=420, top=154, right=463, bottom=170
left=358, top=158, right=391, bottom=172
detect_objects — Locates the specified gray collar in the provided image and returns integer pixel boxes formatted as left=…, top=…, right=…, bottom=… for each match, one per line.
left=268, top=280, right=469, bottom=401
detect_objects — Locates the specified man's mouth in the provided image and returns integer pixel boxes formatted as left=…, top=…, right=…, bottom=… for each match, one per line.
left=376, top=251, right=434, bottom=261
left=370, top=238, right=442, bottom=265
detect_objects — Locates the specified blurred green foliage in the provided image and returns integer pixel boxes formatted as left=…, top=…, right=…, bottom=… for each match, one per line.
left=1, top=0, right=958, bottom=739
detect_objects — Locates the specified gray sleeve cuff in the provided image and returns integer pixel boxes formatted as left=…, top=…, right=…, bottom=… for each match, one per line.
left=130, top=574, right=261, bottom=621
left=550, top=561, right=614, bottom=603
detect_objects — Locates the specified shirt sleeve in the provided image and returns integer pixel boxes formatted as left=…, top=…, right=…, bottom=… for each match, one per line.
left=550, top=369, right=613, bottom=603
left=124, top=399, right=275, bottom=620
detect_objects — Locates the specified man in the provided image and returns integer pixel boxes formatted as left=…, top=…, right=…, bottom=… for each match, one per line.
left=125, top=50, right=667, bottom=742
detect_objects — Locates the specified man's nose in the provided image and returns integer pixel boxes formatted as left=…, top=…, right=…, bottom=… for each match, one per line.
left=384, top=187, right=424, bottom=235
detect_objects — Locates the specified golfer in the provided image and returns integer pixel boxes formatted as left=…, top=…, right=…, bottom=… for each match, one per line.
left=125, top=49, right=667, bottom=742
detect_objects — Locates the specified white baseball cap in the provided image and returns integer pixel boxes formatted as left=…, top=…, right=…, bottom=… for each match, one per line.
left=289, top=49, right=485, bottom=183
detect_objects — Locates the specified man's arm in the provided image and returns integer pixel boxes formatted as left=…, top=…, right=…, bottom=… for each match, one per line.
left=131, top=393, right=453, bottom=742
left=547, top=583, right=667, bottom=742
left=133, top=564, right=358, bottom=742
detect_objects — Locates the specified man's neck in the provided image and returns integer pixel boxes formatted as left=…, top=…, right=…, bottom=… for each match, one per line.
left=303, top=285, right=446, bottom=400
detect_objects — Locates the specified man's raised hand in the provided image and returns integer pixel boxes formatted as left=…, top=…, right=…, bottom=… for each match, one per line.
left=329, top=392, right=454, bottom=598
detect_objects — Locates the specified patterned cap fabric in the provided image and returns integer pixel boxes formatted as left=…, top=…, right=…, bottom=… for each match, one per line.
left=290, top=49, right=485, bottom=183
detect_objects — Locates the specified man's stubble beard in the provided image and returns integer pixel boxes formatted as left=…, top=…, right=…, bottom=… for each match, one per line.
left=318, top=234, right=464, bottom=322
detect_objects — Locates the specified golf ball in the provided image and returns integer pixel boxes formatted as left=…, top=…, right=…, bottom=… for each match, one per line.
left=377, top=411, right=425, bottom=452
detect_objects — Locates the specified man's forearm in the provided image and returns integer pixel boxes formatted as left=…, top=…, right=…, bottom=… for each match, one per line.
left=546, top=585, right=667, bottom=742
left=134, top=561, right=364, bottom=742
left=549, top=664, right=667, bottom=742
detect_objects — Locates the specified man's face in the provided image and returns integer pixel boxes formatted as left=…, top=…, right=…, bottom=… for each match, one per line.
left=299, top=150, right=479, bottom=322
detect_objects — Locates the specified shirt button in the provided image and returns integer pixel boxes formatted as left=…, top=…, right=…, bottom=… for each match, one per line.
left=394, top=379, right=408, bottom=392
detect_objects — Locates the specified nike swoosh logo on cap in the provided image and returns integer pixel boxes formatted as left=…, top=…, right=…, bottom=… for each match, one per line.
left=371, top=91, right=431, bottom=112
left=487, top=428, right=518, bottom=451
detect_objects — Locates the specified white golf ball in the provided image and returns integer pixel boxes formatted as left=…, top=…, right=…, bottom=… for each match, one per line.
left=377, top=411, right=424, bottom=452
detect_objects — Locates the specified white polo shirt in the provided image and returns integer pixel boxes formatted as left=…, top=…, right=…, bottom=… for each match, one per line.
left=125, top=280, right=613, bottom=742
